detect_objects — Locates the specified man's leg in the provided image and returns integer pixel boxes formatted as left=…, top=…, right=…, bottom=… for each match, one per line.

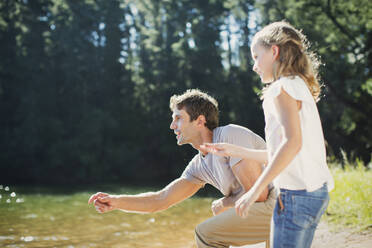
left=195, top=188, right=277, bottom=248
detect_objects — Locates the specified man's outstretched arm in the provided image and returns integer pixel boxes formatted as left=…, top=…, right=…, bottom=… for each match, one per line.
left=88, top=178, right=202, bottom=214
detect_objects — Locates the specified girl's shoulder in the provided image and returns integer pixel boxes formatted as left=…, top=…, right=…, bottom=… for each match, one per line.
left=263, top=75, right=314, bottom=103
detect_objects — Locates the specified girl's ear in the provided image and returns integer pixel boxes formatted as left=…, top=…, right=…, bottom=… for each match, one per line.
left=271, top=45, right=280, bottom=61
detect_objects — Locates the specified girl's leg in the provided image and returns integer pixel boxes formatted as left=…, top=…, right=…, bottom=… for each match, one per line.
left=301, top=185, right=330, bottom=247
left=272, top=184, right=329, bottom=248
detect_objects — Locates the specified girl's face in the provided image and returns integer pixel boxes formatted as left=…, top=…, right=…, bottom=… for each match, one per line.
left=251, top=43, right=277, bottom=84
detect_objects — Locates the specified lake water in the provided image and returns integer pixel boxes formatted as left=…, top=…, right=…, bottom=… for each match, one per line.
left=0, top=185, right=218, bottom=248
left=0, top=185, right=268, bottom=248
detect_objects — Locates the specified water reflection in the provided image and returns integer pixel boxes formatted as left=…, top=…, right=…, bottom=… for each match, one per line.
left=0, top=186, right=213, bottom=248
left=0, top=236, right=15, bottom=241
left=22, top=214, right=38, bottom=219
left=0, top=186, right=24, bottom=204
left=21, top=236, right=34, bottom=242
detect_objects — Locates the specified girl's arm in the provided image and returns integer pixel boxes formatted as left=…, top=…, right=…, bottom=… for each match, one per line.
left=200, top=143, right=268, bottom=164
left=236, top=88, right=302, bottom=217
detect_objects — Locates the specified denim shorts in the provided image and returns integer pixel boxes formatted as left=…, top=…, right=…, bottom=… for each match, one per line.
left=272, top=183, right=329, bottom=248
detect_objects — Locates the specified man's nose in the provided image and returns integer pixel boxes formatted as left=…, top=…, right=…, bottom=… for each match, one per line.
left=170, top=121, right=176, bottom=130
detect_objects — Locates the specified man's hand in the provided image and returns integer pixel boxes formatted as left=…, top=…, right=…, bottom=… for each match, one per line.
left=211, top=198, right=229, bottom=216
left=88, top=192, right=118, bottom=213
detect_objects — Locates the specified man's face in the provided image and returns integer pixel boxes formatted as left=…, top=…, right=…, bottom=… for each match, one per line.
left=170, top=107, right=198, bottom=145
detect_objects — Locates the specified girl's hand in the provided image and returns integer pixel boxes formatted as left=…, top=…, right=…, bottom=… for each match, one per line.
left=200, top=143, right=237, bottom=157
left=235, top=189, right=260, bottom=218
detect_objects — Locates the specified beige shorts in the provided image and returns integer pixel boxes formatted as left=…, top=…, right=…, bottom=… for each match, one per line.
left=195, top=187, right=277, bottom=248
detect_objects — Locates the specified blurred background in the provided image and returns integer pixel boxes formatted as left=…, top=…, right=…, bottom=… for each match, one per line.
left=1, top=0, right=371, bottom=186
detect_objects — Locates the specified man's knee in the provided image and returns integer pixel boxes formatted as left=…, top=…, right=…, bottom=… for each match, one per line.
left=195, top=221, right=210, bottom=241
left=195, top=220, right=215, bottom=247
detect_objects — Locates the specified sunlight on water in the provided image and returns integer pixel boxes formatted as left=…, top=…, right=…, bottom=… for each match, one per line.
left=0, top=186, right=215, bottom=248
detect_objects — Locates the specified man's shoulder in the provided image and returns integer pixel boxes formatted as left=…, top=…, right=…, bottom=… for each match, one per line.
left=214, top=124, right=266, bottom=148
left=188, top=153, right=201, bottom=164
left=216, top=124, right=255, bottom=137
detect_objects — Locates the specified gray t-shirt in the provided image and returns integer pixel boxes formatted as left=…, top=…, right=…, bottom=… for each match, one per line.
left=181, top=124, right=266, bottom=197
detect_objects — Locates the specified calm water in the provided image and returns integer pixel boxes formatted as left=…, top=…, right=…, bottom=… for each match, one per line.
left=0, top=185, right=215, bottom=248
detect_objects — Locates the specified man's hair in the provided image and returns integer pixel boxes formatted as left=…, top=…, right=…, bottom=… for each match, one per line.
left=169, top=89, right=219, bottom=131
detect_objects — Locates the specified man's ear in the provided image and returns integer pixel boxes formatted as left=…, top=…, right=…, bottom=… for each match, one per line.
left=196, top=115, right=207, bottom=127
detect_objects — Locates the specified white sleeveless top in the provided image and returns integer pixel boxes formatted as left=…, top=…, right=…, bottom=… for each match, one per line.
left=263, top=76, right=334, bottom=192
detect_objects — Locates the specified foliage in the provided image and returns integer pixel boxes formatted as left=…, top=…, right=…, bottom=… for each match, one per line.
left=256, top=0, right=372, bottom=161
left=0, top=0, right=370, bottom=184
left=325, top=161, right=372, bottom=231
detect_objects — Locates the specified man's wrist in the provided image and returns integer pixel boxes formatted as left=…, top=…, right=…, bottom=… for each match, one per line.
left=106, top=195, right=119, bottom=210
left=221, top=196, right=232, bottom=207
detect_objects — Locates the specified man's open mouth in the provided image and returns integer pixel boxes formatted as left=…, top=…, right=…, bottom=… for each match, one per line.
left=175, top=131, right=181, bottom=140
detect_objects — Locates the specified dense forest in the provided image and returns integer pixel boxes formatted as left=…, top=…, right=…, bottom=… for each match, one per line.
left=0, top=0, right=371, bottom=185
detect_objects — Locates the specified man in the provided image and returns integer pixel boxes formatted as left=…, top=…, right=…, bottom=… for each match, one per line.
left=88, top=89, right=276, bottom=248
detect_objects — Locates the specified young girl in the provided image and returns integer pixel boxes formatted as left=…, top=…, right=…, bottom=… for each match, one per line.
left=201, top=21, right=334, bottom=248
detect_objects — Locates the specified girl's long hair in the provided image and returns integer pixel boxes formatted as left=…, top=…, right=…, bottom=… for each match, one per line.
left=253, top=21, right=322, bottom=101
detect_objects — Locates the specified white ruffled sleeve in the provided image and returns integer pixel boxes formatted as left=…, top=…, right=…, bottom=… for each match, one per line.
left=264, top=76, right=314, bottom=103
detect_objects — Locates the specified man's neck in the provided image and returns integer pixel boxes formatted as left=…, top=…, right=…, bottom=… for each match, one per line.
left=192, top=129, right=213, bottom=155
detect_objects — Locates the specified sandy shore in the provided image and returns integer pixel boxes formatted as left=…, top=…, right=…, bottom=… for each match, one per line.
left=231, top=221, right=372, bottom=248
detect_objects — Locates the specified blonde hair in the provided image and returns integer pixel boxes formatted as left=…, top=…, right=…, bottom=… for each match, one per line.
left=169, top=89, right=219, bottom=131
left=252, top=21, right=322, bottom=101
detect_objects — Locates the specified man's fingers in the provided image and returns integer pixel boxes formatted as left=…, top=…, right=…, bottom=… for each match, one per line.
left=88, top=195, right=99, bottom=204
left=94, top=199, right=114, bottom=213
left=94, top=199, right=109, bottom=212
left=95, top=204, right=104, bottom=213
left=98, top=196, right=111, bottom=203
left=88, top=192, right=108, bottom=204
